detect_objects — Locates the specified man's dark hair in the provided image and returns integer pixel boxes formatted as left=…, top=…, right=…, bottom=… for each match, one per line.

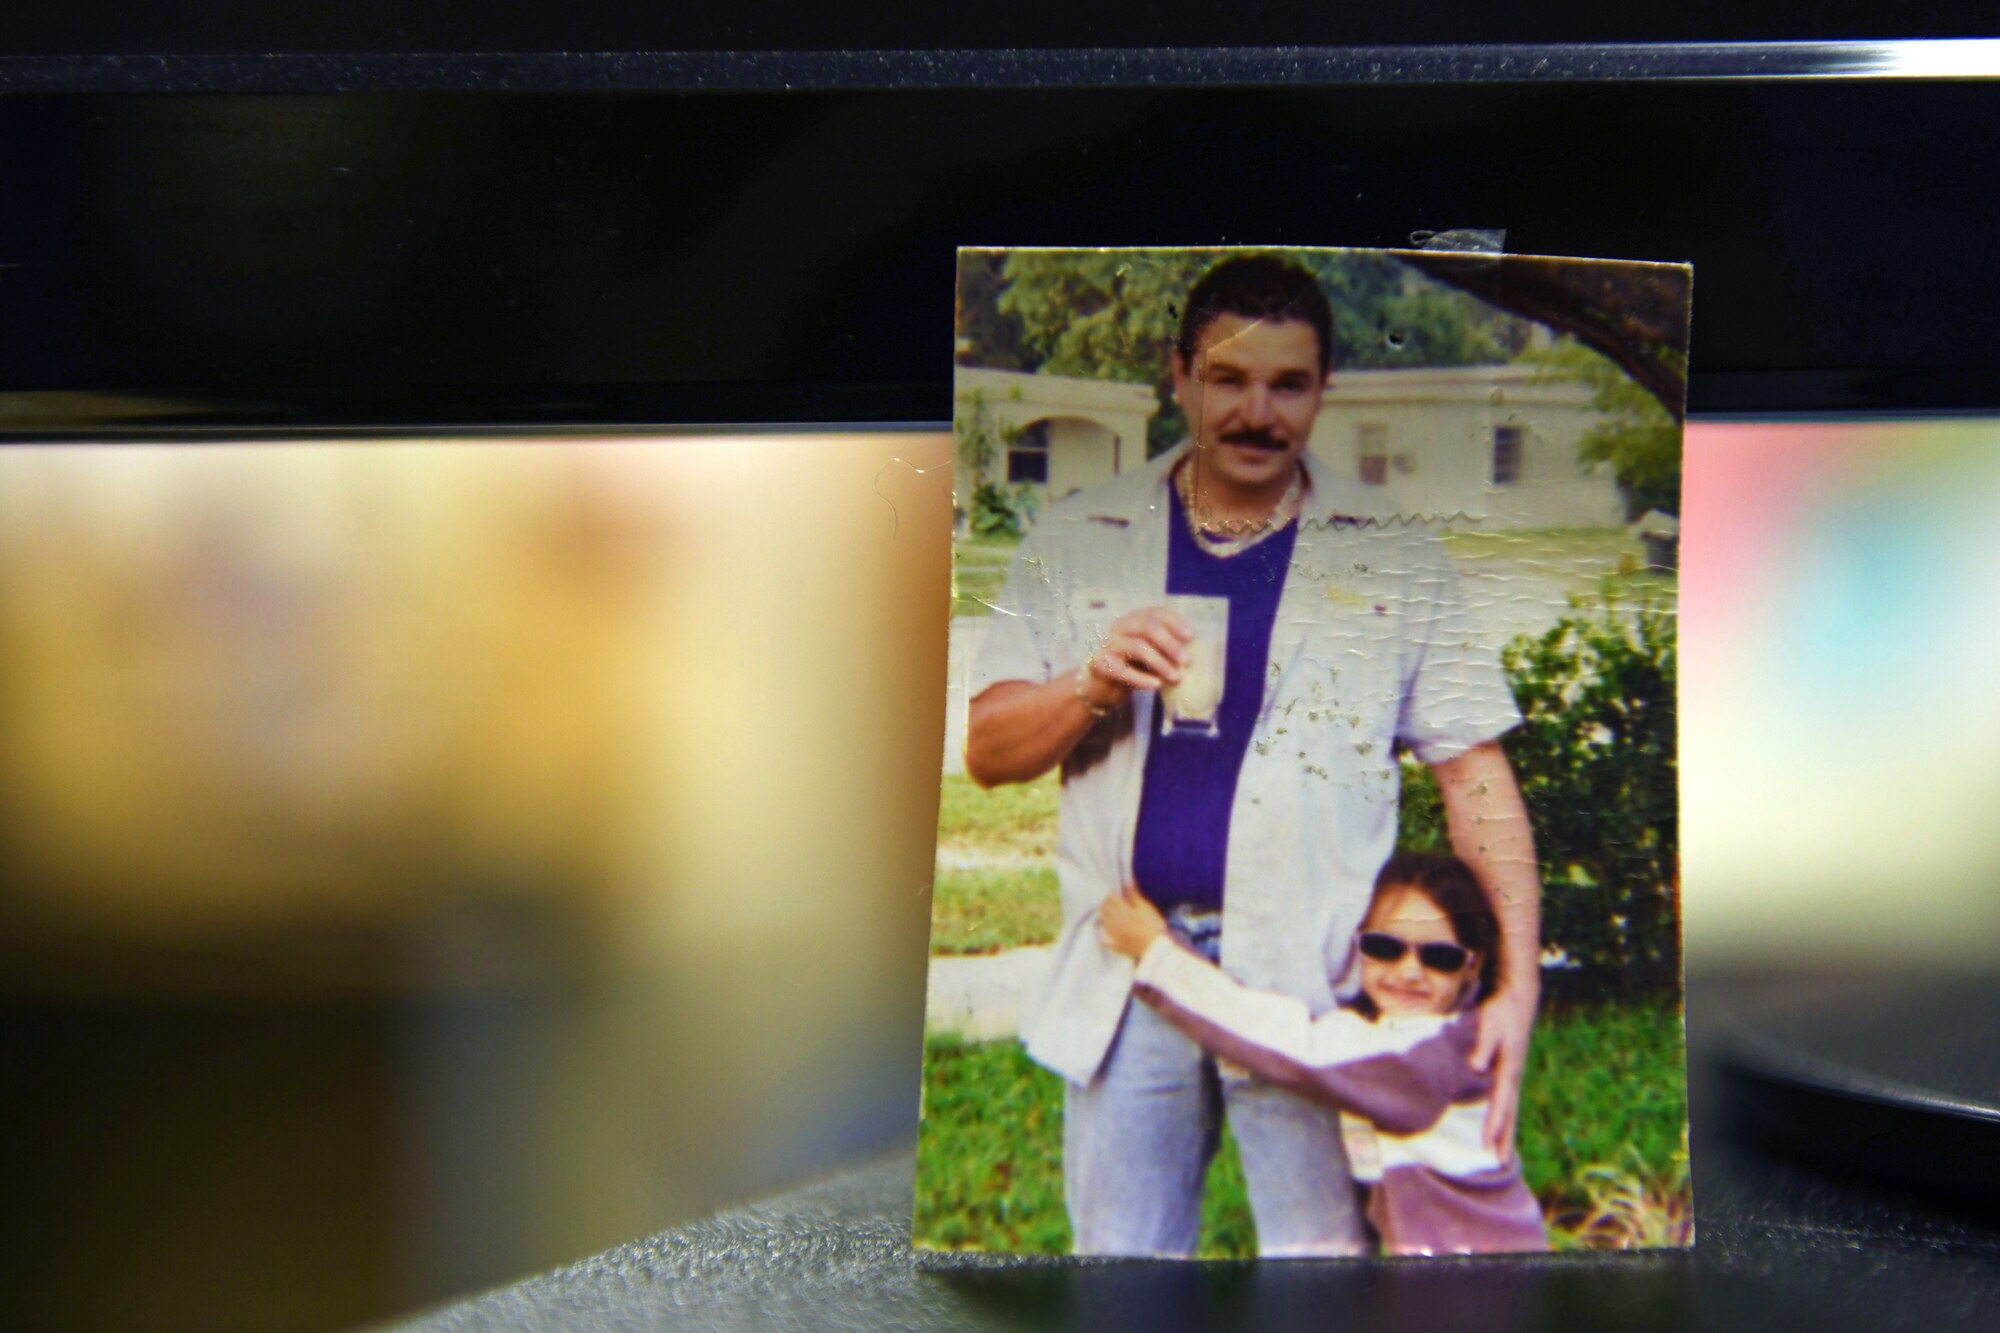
left=1372, top=851, right=1503, bottom=1005
left=1174, top=255, right=1335, bottom=378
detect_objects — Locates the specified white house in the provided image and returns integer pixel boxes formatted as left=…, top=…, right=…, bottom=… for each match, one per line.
left=1310, top=364, right=1626, bottom=528
left=952, top=368, right=1158, bottom=513
left=953, top=363, right=1628, bottom=529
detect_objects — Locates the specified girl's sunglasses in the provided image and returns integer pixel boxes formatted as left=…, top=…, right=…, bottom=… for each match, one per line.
left=1357, top=932, right=1471, bottom=974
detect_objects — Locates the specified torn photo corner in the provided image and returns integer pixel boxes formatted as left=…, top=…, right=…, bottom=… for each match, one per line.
left=920, top=245, right=1692, bottom=1261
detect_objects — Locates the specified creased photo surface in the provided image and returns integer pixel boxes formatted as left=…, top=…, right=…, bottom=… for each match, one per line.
left=916, top=246, right=1693, bottom=1260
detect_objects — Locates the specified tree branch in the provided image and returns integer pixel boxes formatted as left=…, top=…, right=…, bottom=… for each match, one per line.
left=1403, top=254, right=1693, bottom=422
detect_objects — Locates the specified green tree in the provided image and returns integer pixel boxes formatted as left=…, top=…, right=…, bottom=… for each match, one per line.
left=1381, top=284, right=1532, bottom=366
left=952, top=384, right=1009, bottom=492
left=1529, top=338, right=1683, bottom=519
left=997, top=250, right=1196, bottom=385
left=954, top=251, right=1030, bottom=371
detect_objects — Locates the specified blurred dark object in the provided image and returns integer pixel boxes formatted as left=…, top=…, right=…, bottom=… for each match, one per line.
left=400, top=976, right=2000, bottom=1333
left=1636, top=510, right=1681, bottom=571
left=0, top=969, right=921, bottom=1333
left=1716, top=976, right=2000, bottom=1210
left=0, top=993, right=403, bottom=1332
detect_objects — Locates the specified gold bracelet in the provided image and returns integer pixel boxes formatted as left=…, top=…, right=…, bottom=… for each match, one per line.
left=1075, top=664, right=1111, bottom=719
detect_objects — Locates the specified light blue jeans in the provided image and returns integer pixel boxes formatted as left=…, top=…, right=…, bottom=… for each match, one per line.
left=1063, top=930, right=1366, bottom=1257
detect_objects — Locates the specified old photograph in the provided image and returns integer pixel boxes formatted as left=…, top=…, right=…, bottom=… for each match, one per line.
left=916, top=246, right=1693, bottom=1258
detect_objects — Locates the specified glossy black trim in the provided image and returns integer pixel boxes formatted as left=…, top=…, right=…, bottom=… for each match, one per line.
left=2, top=42, right=1998, bottom=94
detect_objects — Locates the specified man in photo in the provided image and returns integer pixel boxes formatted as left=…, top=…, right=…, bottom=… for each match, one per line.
left=962, top=255, right=1542, bottom=1257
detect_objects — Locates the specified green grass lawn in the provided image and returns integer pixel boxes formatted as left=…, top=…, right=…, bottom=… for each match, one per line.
left=915, top=1031, right=1253, bottom=1258
left=929, top=864, right=1064, bottom=955
left=1516, top=1000, right=1687, bottom=1204
left=937, top=771, right=1059, bottom=849
left=931, top=773, right=1063, bottom=954
left=914, top=997, right=1687, bottom=1257
left=952, top=532, right=1021, bottom=618
left=1442, top=526, right=1675, bottom=606
left=1442, top=525, right=1643, bottom=566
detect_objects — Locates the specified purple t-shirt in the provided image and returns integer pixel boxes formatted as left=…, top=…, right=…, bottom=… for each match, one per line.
left=1130, top=482, right=1300, bottom=915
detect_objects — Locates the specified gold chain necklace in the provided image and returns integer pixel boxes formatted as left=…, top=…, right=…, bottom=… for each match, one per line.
left=1177, top=458, right=1304, bottom=557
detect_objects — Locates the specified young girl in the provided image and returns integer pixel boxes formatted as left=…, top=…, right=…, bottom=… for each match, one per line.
left=1097, top=852, right=1549, bottom=1256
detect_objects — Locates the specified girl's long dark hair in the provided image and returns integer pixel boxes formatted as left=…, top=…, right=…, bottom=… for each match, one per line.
left=1369, top=851, right=1504, bottom=1008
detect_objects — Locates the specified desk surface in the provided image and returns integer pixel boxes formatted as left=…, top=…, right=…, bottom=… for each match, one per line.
left=399, top=983, right=2000, bottom=1332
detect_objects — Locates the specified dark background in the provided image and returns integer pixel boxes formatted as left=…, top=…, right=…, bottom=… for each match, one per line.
left=3, top=81, right=1997, bottom=429
left=2, top=2, right=1997, bottom=53
left=3, top=20, right=2000, bottom=429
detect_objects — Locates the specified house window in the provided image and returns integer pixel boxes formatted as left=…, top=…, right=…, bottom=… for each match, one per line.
left=1357, top=422, right=1389, bottom=486
left=1492, top=425, right=1523, bottom=486
left=1008, top=420, right=1050, bottom=484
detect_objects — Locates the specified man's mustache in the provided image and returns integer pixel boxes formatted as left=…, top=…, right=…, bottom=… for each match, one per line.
left=1216, top=429, right=1286, bottom=451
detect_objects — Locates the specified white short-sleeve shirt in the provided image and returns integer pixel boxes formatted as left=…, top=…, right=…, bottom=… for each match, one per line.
left=970, top=443, right=1521, bottom=1085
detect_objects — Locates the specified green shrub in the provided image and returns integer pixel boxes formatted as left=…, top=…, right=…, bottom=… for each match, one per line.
left=1400, top=598, right=1679, bottom=1000
left=970, top=479, right=1037, bottom=539
left=954, top=385, right=1038, bottom=540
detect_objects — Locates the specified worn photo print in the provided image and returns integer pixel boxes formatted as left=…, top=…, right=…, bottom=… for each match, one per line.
left=915, top=246, right=1693, bottom=1259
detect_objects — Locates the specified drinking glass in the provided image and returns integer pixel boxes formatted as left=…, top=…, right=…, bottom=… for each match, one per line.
left=1161, top=594, right=1228, bottom=737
